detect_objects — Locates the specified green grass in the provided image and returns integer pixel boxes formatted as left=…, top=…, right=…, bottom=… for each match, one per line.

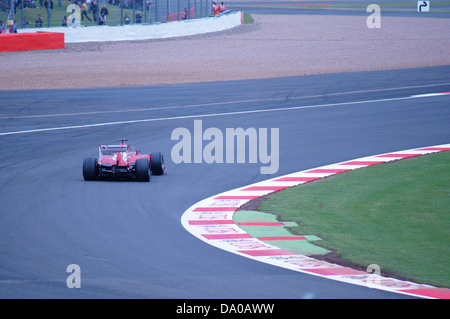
left=256, top=151, right=450, bottom=288
left=242, top=12, right=253, bottom=24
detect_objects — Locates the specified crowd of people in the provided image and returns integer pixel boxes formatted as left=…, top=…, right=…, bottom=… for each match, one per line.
left=1, top=0, right=227, bottom=32
left=79, top=1, right=105, bottom=23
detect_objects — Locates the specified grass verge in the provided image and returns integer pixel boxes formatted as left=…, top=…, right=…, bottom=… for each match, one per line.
left=256, top=151, right=450, bottom=288
left=244, top=1, right=450, bottom=13
left=242, top=12, right=253, bottom=24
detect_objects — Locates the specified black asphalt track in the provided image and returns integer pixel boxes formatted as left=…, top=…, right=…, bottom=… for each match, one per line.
left=1, top=66, right=449, bottom=300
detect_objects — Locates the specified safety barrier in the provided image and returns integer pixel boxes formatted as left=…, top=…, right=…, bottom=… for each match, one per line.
left=0, top=31, right=64, bottom=52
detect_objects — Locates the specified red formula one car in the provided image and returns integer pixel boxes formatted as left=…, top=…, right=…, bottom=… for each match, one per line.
left=83, top=139, right=165, bottom=181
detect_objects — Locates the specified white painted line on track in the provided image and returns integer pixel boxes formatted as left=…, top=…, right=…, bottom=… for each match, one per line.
left=410, top=92, right=450, bottom=98
left=1, top=82, right=449, bottom=120
left=181, top=144, right=450, bottom=299
left=1, top=91, right=449, bottom=137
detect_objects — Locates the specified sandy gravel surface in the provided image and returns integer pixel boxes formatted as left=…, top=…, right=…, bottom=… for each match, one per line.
left=1, top=14, right=450, bottom=90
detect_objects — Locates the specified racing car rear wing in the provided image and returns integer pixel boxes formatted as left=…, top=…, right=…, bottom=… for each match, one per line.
left=99, top=145, right=130, bottom=159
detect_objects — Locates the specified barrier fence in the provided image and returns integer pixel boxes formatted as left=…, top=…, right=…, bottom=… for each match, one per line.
left=111, top=0, right=214, bottom=25
left=0, top=0, right=214, bottom=29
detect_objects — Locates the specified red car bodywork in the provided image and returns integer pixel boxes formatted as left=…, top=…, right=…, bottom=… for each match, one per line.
left=98, top=144, right=149, bottom=167
left=83, top=141, right=165, bottom=181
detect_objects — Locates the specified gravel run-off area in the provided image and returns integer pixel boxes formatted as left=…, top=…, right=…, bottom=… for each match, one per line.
left=1, top=14, right=450, bottom=90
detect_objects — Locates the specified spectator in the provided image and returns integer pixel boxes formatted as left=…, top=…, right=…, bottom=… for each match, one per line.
left=124, top=14, right=130, bottom=24
left=91, top=1, right=98, bottom=22
left=44, top=0, right=53, bottom=10
left=35, top=15, right=43, bottom=27
left=62, top=15, right=68, bottom=26
left=0, top=20, right=4, bottom=34
left=182, top=8, right=187, bottom=20
left=98, top=16, right=105, bottom=25
left=100, top=5, right=109, bottom=22
left=11, top=20, right=17, bottom=33
left=135, top=11, right=142, bottom=23
left=22, top=16, right=30, bottom=28
left=81, top=1, right=92, bottom=21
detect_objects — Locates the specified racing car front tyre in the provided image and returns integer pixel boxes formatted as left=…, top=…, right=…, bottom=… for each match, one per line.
left=83, top=158, right=98, bottom=181
left=135, top=158, right=150, bottom=182
left=150, top=152, right=165, bottom=175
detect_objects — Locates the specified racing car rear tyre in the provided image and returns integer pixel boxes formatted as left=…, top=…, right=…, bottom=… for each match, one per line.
left=135, top=158, right=150, bottom=182
left=150, top=152, right=165, bottom=175
left=83, top=158, right=98, bottom=181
